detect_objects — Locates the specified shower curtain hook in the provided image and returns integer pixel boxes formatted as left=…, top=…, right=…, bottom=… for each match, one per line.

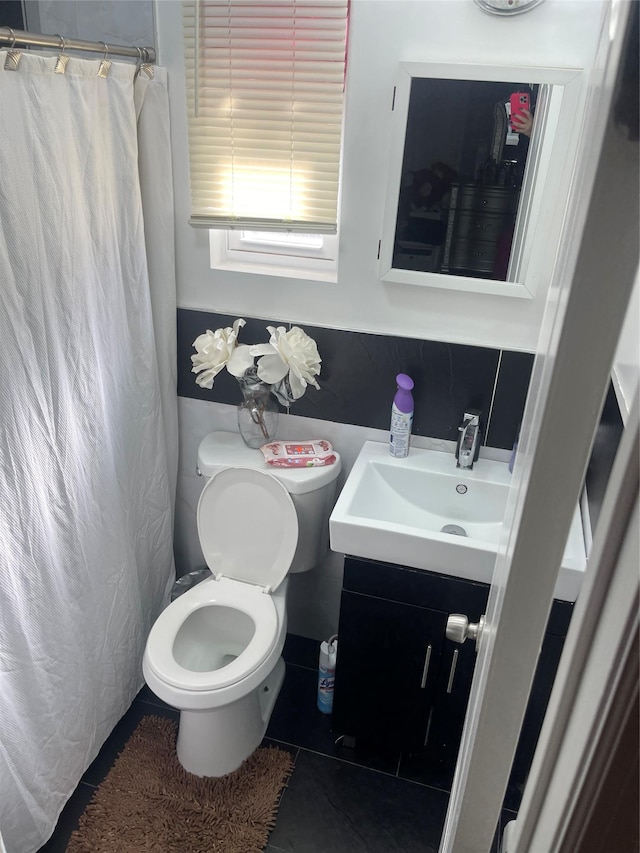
left=97, top=41, right=112, bottom=78
left=54, top=34, right=69, bottom=75
left=4, top=27, right=22, bottom=71
left=134, top=46, right=143, bottom=81
left=138, top=45, right=154, bottom=80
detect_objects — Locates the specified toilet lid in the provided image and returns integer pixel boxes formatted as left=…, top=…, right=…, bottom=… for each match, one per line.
left=197, top=466, right=298, bottom=592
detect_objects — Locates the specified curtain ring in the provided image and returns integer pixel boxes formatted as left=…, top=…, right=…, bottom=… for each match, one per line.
left=54, top=34, right=69, bottom=74
left=98, top=40, right=112, bottom=77
left=138, top=46, right=154, bottom=80
left=134, top=45, right=143, bottom=80
left=4, top=27, right=22, bottom=71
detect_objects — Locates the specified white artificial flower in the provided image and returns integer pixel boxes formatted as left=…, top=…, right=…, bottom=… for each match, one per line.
left=191, top=319, right=321, bottom=409
left=254, top=325, right=321, bottom=402
left=225, top=344, right=255, bottom=378
left=191, top=318, right=251, bottom=388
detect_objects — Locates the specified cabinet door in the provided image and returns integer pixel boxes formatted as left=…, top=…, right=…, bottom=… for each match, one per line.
left=410, top=638, right=480, bottom=790
left=503, top=632, right=566, bottom=811
left=403, top=622, right=569, bottom=798
left=332, top=590, right=447, bottom=750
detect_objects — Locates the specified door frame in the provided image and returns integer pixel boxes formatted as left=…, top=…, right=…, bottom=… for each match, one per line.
left=513, top=396, right=639, bottom=851
left=440, top=2, right=639, bottom=850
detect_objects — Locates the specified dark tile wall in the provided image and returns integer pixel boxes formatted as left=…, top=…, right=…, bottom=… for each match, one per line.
left=486, top=351, right=532, bottom=450
left=585, top=382, right=624, bottom=532
left=178, top=309, right=534, bottom=450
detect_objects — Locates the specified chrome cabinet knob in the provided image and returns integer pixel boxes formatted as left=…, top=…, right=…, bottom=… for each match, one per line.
left=446, top=613, right=485, bottom=651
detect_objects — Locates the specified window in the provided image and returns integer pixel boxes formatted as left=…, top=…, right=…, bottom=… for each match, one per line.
left=209, top=229, right=338, bottom=280
left=229, top=231, right=325, bottom=254
left=183, top=0, right=349, bottom=235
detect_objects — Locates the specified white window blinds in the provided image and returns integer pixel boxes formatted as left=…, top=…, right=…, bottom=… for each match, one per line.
left=183, top=0, right=349, bottom=233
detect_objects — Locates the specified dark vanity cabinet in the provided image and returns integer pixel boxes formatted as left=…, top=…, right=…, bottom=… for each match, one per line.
left=332, top=556, right=573, bottom=811
left=332, top=557, right=488, bottom=751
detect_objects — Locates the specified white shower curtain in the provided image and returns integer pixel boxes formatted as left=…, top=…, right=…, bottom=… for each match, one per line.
left=0, top=51, right=177, bottom=853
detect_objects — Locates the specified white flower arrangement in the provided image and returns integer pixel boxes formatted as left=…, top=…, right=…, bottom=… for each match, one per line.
left=191, top=318, right=321, bottom=407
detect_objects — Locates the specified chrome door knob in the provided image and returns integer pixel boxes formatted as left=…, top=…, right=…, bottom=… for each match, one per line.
left=446, top=614, right=471, bottom=644
left=446, top=613, right=485, bottom=651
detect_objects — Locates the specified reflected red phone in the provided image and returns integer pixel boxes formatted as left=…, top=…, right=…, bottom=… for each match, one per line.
left=510, top=92, right=530, bottom=128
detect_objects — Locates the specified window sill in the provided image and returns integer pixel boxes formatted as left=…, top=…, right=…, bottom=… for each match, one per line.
left=210, top=257, right=337, bottom=283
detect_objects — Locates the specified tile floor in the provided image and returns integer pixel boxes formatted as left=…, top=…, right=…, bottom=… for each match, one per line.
left=39, top=635, right=514, bottom=852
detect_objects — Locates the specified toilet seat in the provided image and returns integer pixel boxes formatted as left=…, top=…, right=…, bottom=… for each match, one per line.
left=197, top=467, right=298, bottom=592
left=146, top=466, right=299, bottom=694
left=144, top=576, right=278, bottom=691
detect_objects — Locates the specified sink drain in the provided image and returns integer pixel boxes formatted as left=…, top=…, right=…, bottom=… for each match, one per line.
left=441, top=524, right=467, bottom=537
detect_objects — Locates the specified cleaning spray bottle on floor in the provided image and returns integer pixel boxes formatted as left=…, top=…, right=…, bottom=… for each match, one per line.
left=389, top=374, right=414, bottom=458
left=317, top=634, right=338, bottom=714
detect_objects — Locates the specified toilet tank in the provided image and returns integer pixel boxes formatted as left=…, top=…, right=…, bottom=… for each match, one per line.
left=197, top=432, right=341, bottom=573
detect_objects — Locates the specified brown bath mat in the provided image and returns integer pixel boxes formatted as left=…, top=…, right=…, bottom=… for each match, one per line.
left=66, top=715, right=294, bottom=853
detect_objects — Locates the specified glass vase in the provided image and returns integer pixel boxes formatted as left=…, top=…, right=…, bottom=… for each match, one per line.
left=236, top=371, right=279, bottom=449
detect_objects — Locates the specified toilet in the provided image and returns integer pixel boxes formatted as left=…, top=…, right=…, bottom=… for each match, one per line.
left=143, top=431, right=341, bottom=777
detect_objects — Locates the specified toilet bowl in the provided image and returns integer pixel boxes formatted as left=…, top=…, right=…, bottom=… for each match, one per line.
left=143, top=432, right=341, bottom=777
left=143, top=575, right=289, bottom=777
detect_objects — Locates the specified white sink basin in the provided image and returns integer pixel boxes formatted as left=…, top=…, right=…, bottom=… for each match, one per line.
left=330, top=441, right=586, bottom=601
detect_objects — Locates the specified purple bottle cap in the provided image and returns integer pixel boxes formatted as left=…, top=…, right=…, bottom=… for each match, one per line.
left=396, top=373, right=414, bottom=391
left=394, top=374, right=414, bottom=414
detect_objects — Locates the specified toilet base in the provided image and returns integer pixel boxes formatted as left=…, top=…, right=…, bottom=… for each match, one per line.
left=176, top=656, right=286, bottom=777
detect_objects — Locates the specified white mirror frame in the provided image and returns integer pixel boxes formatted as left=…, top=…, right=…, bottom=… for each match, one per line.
left=379, top=62, right=583, bottom=298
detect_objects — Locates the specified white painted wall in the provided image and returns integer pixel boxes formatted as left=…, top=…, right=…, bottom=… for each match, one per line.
left=156, top=0, right=606, bottom=351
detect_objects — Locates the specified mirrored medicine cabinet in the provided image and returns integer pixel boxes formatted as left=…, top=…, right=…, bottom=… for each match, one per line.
left=379, top=62, right=583, bottom=298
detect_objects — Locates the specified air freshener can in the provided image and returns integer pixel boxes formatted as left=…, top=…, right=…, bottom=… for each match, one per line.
left=317, top=635, right=338, bottom=714
left=389, top=373, right=414, bottom=458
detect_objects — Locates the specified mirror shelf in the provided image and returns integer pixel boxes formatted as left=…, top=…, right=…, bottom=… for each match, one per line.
left=379, top=62, right=583, bottom=299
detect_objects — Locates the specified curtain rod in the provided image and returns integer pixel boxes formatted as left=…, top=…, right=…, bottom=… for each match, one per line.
left=0, top=27, right=156, bottom=62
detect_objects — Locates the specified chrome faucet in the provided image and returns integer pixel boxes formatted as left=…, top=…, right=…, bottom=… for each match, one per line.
left=456, top=410, right=481, bottom=470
